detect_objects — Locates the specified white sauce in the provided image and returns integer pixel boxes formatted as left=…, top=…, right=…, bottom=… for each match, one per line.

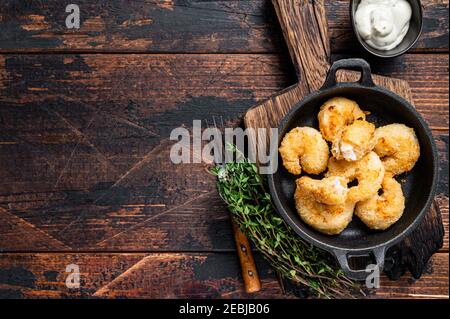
left=333, top=142, right=357, bottom=161
left=355, top=0, right=412, bottom=51
left=330, top=177, right=349, bottom=197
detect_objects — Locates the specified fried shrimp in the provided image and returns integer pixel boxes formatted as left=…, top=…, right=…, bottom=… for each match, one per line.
left=318, top=97, right=366, bottom=142
left=373, top=123, right=420, bottom=175
left=294, top=179, right=354, bottom=235
left=279, top=127, right=329, bottom=175
left=326, top=151, right=385, bottom=203
left=355, top=175, right=405, bottom=230
left=331, top=120, right=376, bottom=161
left=297, top=176, right=349, bottom=205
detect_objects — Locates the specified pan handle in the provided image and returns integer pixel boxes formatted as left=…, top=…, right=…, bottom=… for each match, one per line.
left=321, top=58, right=375, bottom=90
left=332, top=246, right=386, bottom=281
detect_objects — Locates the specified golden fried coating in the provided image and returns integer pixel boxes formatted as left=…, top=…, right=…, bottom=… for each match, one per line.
left=294, top=179, right=354, bottom=235
left=326, top=151, right=385, bottom=203
left=279, top=127, right=329, bottom=175
left=331, top=120, right=376, bottom=161
left=326, top=156, right=358, bottom=180
left=318, top=97, right=366, bottom=142
left=373, top=123, right=420, bottom=176
left=355, top=175, right=405, bottom=230
left=279, top=98, right=420, bottom=235
left=297, top=176, right=349, bottom=205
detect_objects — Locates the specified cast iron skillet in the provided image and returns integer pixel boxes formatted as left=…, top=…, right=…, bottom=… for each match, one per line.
left=268, top=58, right=438, bottom=280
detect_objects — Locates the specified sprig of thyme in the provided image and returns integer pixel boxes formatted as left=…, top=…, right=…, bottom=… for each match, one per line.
left=212, top=146, right=362, bottom=298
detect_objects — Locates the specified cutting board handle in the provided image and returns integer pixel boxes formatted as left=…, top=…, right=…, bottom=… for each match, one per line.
left=272, top=0, right=330, bottom=90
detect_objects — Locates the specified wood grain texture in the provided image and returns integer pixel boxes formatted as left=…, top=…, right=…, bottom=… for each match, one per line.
left=0, top=252, right=285, bottom=299
left=0, top=0, right=283, bottom=53
left=0, top=0, right=447, bottom=53
left=0, top=54, right=292, bottom=252
left=0, top=0, right=447, bottom=300
left=272, top=0, right=329, bottom=86
left=435, top=194, right=449, bottom=252
left=0, top=252, right=447, bottom=299
left=0, top=54, right=447, bottom=128
left=231, top=220, right=261, bottom=293
left=372, top=253, right=449, bottom=299
left=0, top=53, right=447, bottom=253
left=0, top=135, right=446, bottom=253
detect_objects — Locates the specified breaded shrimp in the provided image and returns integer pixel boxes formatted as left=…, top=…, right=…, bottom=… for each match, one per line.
left=318, top=97, right=366, bottom=142
left=355, top=175, right=405, bottom=230
left=297, top=176, right=349, bottom=205
left=326, top=151, right=385, bottom=203
left=279, top=127, right=329, bottom=175
left=331, top=120, right=376, bottom=161
left=373, top=124, right=420, bottom=176
left=326, top=156, right=358, bottom=180
left=294, top=179, right=354, bottom=235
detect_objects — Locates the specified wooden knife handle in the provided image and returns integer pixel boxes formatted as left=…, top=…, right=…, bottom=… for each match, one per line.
left=232, top=219, right=262, bottom=293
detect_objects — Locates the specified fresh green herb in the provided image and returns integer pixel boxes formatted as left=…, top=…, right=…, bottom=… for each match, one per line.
left=212, top=145, right=362, bottom=298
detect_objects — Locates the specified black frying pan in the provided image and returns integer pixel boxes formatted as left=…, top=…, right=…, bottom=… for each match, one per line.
left=267, top=58, right=439, bottom=280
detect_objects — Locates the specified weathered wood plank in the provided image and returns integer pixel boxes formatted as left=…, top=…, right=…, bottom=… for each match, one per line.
left=0, top=0, right=282, bottom=53
left=435, top=194, right=449, bottom=252
left=0, top=0, right=447, bottom=300
left=0, top=0, right=447, bottom=53
left=0, top=54, right=447, bottom=128
left=372, top=253, right=449, bottom=299
left=435, top=133, right=449, bottom=252
left=0, top=53, right=292, bottom=251
left=0, top=171, right=445, bottom=252
left=0, top=54, right=447, bottom=252
left=0, top=252, right=447, bottom=298
left=0, top=252, right=286, bottom=299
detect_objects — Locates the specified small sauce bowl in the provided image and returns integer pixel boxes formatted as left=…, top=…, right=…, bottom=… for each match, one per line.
left=350, top=0, right=423, bottom=58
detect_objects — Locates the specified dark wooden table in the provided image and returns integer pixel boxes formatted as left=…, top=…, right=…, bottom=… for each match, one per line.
left=0, top=0, right=448, bottom=299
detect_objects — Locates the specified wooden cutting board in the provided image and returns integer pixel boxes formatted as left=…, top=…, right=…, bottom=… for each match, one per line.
left=244, top=0, right=444, bottom=279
